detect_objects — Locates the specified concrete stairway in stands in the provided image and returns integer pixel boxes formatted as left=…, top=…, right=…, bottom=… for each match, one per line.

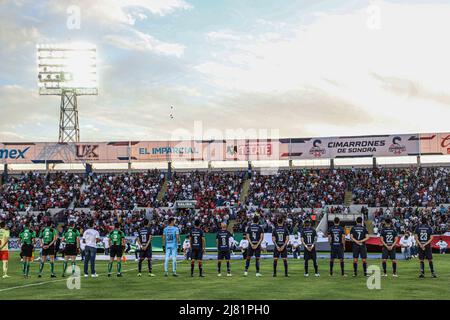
left=344, top=191, right=353, bottom=206
left=157, top=179, right=168, bottom=202
left=239, top=178, right=251, bottom=204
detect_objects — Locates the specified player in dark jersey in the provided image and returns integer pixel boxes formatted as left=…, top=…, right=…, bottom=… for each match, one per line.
left=301, top=220, right=319, bottom=277
left=272, top=217, right=289, bottom=277
left=244, top=215, right=264, bottom=277
left=38, top=221, right=57, bottom=278
left=380, top=218, right=398, bottom=277
left=137, top=219, right=154, bottom=277
left=328, top=217, right=346, bottom=276
left=216, top=222, right=233, bottom=277
left=189, top=219, right=205, bottom=277
left=414, top=217, right=436, bottom=278
left=350, top=217, right=370, bottom=277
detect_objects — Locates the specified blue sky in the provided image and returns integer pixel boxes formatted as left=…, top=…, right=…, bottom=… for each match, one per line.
left=0, top=0, right=449, bottom=142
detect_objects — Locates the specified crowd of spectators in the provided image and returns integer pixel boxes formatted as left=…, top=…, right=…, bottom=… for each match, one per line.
left=0, top=171, right=83, bottom=212
left=1, top=167, right=449, bottom=238
left=161, top=171, right=245, bottom=209
left=371, top=205, right=449, bottom=235
left=352, top=167, right=449, bottom=207
left=75, top=171, right=164, bottom=210
left=245, top=169, right=348, bottom=209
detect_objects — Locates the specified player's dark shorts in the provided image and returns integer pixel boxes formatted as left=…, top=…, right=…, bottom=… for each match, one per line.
left=382, top=247, right=396, bottom=260
left=110, top=245, right=123, bottom=258
left=41, top=244, right=55, bottom=256
left=304, top=248, right=317, bottom=260
left=331, top=245, right=344, bottom=259
left=139, top=247, right=152, bottom=259
left=273, top=247, right=288, bottom=259
left=218, top=250, right=231, bottom=260
left=21, top=244, right=34, bottom=258
left=352, top=244, right=367, bottom=259
left=191, top=248, right=203, bottom=260
left=65, top=244, right=78, bottom=256
left=418, top=245, right=433, bottom=260
left=247, top=245, right=261, bottom=258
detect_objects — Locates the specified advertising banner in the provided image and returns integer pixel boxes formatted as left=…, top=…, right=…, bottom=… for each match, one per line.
left=0, top=133, right=446, bottom=164
left=419, top=133, right=450, bottom=156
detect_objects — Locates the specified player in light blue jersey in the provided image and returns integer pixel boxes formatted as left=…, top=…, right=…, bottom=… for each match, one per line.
left=162, top=217, right=180, bottom=277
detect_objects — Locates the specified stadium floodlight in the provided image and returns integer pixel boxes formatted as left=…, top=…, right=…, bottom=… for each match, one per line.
left=37, top=43, right=98, bottom=143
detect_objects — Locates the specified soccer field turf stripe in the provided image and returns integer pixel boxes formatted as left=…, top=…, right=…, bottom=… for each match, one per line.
left=0, top=261, right=169, bottom=293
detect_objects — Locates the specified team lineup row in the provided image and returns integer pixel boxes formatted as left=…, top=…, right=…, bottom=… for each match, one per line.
left=0, top=215, right=438, bottom=279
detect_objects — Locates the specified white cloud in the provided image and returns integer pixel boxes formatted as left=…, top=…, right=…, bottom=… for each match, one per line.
left=104, top=30, right=185, bottom=57
left=197, top=1, right=450, bottom=135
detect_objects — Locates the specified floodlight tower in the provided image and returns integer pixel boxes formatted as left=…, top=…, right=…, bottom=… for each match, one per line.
left=37, top=43, right=98, bottom=143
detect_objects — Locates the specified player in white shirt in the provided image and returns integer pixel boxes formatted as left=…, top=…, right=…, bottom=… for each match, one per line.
left=239, top=237, right=249, bottom=260
left=436, top=238, right=448, bottom=254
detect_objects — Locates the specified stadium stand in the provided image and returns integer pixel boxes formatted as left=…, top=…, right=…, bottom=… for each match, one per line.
left=0, top=167, right=448, bottom=237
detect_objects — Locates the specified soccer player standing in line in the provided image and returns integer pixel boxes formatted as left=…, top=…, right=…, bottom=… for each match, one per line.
left=19, top=221, right=36, bottom=278
left=350, top=217, right=370, bottom=277
left=38, top=221, right=57, bottom=278
left=244, top=215, right=264, bottom=277
left=189, top=219, right=205, bottom=277
left=137, top=219, right=155, bottom=277
left=328, top=217, right=346, bottom=276
left=0, top=221, right=10, bottom=278
left=301, top=220, right=319, bottom=277
left=108, top=223, right=126, bottom=277
left=216, top=222, right=233, bottom=277
left=415, top=217, right=437, bottom=278
left=272, top=217, right=289, bottom=277
left=162, top=217, right=180, bottom=277
left=61, top=221, right=80, bottom=277
left=380, top=218, right=398, bottom=277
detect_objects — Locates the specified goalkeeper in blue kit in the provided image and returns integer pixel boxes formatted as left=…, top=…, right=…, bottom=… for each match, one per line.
left=162, top=217, right=180, bottom=277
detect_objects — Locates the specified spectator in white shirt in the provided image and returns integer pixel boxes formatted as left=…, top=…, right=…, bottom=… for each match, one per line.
left=399, top=233, right=412, bottom=260
left=102, top=236, right=110, bottom=256
left=436, top=238, right=448, bottom=254
left=239, top=238, right=249, bottom=259
left=82, top=220, right=100, bottom=277
left=182, top=238, right=191, bottom=260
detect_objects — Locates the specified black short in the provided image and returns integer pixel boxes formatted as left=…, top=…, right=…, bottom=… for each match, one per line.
left=247, top=245, right=261, bottom=258
left=218, top=250, right=231, bottom=260
left=65, top=244, right=78, bottom=256
left=41, top=244, right=55, bottom=256
left=139, top=247, right=152, bottom=259
left=382, top=247, right=396, bottom=260
left=418, top=245, right=433, bottom=260
left=110, top=245, right=123, bottom=258
left=21, top=244, right=34, bottom=258
left=273, top=248, right=288, bottom=259
left=331, top=245, right=344, bottom=259
left=304, top=247, right=317, bottom=260
left=352, top=244, right=367, bottom=259
left=191, top=248, right=203, bottom=260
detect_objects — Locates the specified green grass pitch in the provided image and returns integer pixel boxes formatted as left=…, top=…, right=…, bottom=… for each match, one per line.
left=0, top=253, right=449, bottom=300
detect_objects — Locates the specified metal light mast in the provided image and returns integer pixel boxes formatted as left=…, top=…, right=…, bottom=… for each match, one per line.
left=37, top=43, right=98, bottom=143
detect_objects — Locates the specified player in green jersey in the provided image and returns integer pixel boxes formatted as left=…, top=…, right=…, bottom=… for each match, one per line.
left=38, top=221, right=58, bottom=278
left=61, top=221, right=80, bottom=277
left=18, top=221, right=36, bottom=278
left=108, top=223, right=126, bottom=277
